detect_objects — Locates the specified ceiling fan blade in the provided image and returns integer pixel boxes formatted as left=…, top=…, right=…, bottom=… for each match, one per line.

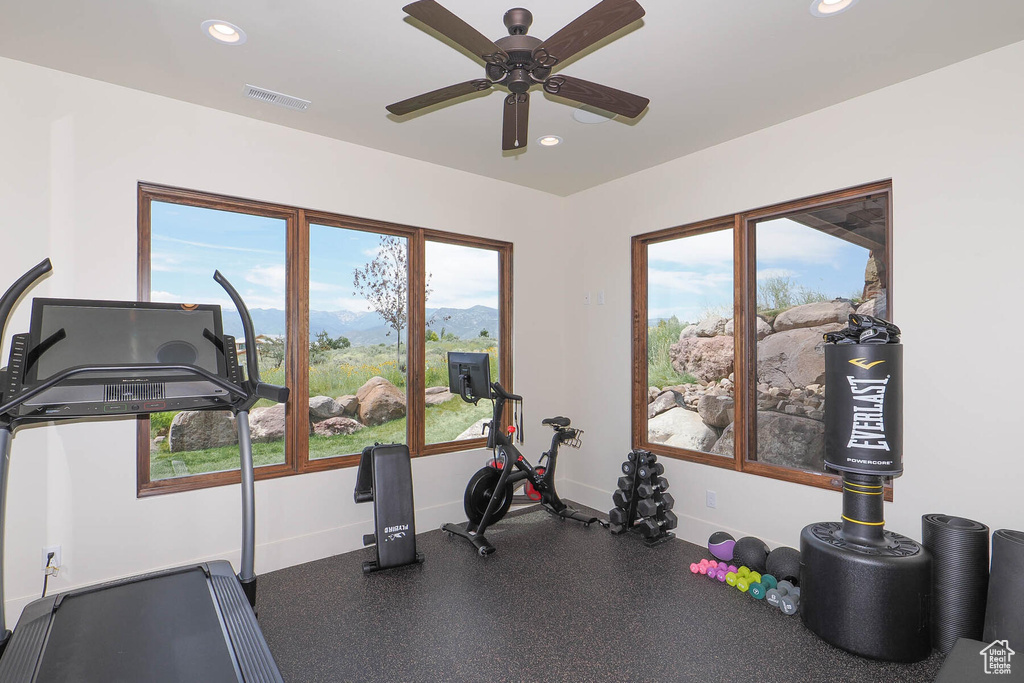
left=403, top=0, right=508, bottom=64
left=501, top=93, right=530, bottom=151
left=534, top=0, right=645, bottom=68
left=387, top=79, right=492, bottom=116
left=543, top=75, right=648, bottom=118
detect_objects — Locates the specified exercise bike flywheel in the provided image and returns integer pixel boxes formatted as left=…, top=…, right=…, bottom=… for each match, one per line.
left=464, top=466, right=514, bottom=525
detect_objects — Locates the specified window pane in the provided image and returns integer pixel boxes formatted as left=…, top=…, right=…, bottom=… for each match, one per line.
left=307, top=226, right=408, bottom=459
left=646, top=228, right=734, bottom=457
left=752, top=195, right=889, bottom=472
left=148, top=201, right=288, bottom=480
left=424, top=241, right=499, bottom=445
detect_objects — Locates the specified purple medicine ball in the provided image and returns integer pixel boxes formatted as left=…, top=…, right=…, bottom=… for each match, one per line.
left=708, top=532, right=735, bottom=562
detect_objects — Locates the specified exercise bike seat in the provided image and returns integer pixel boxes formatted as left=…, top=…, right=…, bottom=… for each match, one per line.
left=542, top=416, right=571, bottom=428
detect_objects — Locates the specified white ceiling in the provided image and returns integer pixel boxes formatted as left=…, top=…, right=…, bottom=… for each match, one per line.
left=3, top=1, right=1024, bottom=196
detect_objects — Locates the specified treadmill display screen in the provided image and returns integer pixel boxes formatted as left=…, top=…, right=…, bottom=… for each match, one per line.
left=26, top=299, right=225, bottom=383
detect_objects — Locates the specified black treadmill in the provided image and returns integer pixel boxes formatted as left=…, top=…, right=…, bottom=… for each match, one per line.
left=0, top=258, right=287, bottom=682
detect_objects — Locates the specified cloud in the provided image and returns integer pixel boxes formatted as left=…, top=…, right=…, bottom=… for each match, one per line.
left=152, top=234, right=281, bottom=255
left=756, top=218, right=851, bottom=265
left=648, top=268, right=732, bottom=295
left=425, top=241, right=499, bottom=309
left=756, top=268, right=798, bottom=280
left=647, top=229, right=733, bottom=266
left=245, top=265, right=285, bottom=292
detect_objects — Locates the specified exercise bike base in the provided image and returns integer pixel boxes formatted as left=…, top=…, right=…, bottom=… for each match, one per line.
left=548, top=505, right=606, bottom=528
left=441, top=522, right=497, bottom=556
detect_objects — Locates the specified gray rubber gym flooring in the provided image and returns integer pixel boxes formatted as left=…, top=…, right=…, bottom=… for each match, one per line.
left=258, top=503, right=945, bottom=682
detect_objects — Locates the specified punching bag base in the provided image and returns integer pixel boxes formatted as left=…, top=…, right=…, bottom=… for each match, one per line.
left=800, top=522, right=932, bottom=662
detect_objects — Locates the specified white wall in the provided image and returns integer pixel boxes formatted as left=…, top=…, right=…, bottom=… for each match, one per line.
left=559, top=40, right=1024, bottom=550
left=0, top=56, right=571, bottom=623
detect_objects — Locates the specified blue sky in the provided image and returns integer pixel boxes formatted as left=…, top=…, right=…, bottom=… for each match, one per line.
left=150, top=202, right=499, bottom=313
left=648, top=218, right=871, bottom=322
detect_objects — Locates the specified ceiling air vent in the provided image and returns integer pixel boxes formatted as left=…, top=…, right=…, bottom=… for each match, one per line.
left=243, top=84, right=310, bottom=111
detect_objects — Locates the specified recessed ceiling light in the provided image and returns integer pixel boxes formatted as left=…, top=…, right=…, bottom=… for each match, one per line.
left=572, top=106, right=615, bottom=124
left=201, top=20, right=247, bottom=45
left=810, top=0, right=859, bottom=17
left=538, top=135, right=562, bottom=147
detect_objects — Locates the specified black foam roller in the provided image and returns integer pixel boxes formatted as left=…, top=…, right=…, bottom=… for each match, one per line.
left=733, top=536, right=770, bottom=574
left=984, top=529, right=1024, bottom=646
left=921, top=514, right=989, bottom=654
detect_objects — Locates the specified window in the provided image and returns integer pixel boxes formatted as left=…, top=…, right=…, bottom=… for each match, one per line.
left=632, top=182, right=892, bottom=496
left=137, top=185, right=512, bottom=495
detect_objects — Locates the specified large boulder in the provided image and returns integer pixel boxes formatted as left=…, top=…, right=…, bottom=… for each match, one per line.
left=697, top=394, right=734, bottom=428
left=757, top=323, right=842, bottom=390
left=695, top=316, right=728, bottom=337
left=336, top=395, right=359, bottom=417
left=678, top=325, right=699, bottom=341
left=425, top=386, right=457, bottom=406
left=648, top=390, right=683, bottom=419
left=773, top=301, right=854, bottom=332
left=455, top=418, right=489, bottom=441
left=309, top=396, right=343, bottom=422
left=356, top=376, right=407, bottom=426
left=856, top=291, right=887, bottom=319
left=670, top=335, right=734, bottom=383
left=647, top=407, right=719, bottom=452
left=248, top=403, right=313, bottom=443
left=724, top=317, right=773, bottom=340
left=712, top=411, right=825, bottom=471
left=169, top=411, right=237, bottom=452
left=312, top=417, right=364, bottom=437
left=863, top=250, right=886, bottom=301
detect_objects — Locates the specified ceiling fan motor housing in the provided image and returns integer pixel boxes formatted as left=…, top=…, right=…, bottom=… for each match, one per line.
left=503, top=8, right=533, bottom=35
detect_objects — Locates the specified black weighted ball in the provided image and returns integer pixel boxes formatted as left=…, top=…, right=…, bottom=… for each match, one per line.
left=765, top=546, right=801, bottom=585
left=733, top=536, right=770, bottom=574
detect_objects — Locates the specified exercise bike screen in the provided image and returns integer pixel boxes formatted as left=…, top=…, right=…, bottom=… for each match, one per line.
left=27, top=299, right=224, bottom=383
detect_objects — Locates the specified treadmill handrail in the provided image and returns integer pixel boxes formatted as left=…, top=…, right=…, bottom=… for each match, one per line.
left=0, top=363, right=248, bottom=417
left=0, top=259, right=51, bottom=350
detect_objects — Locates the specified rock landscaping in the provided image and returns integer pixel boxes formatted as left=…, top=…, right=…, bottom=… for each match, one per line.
left=648, top=294, right=883, bottom=470
left=167, top=376, right=458, bottom=449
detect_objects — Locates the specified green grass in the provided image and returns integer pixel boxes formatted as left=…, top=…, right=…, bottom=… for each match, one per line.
left=647, top=318, right=698, bottom=389
left=149, top=393, right=493, bottom=479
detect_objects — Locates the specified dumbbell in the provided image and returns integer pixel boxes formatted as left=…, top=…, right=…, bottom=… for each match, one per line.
left=638, top=510, right=678, bottom=538
left=766, top=580, right=801, bottom=614
left=617, top=476, right=632, bottom=491
left=637, top=476, right=670, bottom=498
left=637, top=462, right=665, bottom=479
left=608, top=507, right=628, bottom=526
left=636, top=491, right=675, bottom=518
left=748, top=574, right=778, bottom=600
left=612, top=489, right=630, bottom=509
left=736, top=570, right=762, bottom=594
left=725, top=566, right=748, bottom=587
left=715, top=564, right=737, bottom=582
left=626, top=450, right=653, bottom=463
left=655, top=476, right=669, bottom=492
left=689, top=558, right=720, bottom=574
left=621, top=461, right=635, bottom=476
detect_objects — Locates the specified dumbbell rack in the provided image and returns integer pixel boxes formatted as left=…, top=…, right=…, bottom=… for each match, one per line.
left=608, top=449, right=676, bottom=547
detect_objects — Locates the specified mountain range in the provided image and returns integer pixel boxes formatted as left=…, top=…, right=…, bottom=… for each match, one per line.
left=223, top=305, right=498, bottom=345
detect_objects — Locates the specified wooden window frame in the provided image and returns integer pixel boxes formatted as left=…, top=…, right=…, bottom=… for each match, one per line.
left=632, top=181, right=894, bottom=499
left=137, top=183, right=512, bottom=496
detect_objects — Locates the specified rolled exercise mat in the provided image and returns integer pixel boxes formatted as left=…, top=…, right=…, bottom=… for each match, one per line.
left=984, top=529, right=1024, bottom=647
left=922, top=514, right=990, bottom=654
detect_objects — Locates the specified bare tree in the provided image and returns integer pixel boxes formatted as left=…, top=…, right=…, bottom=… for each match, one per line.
left=353, top=235, right=444, bottom=367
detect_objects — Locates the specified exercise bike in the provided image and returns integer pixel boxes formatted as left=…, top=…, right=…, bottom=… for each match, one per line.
left=441, top=352, right=604, bottom=556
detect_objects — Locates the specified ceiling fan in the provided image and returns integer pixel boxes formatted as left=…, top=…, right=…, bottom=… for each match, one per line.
left=386, top=0, right=649, bottom=151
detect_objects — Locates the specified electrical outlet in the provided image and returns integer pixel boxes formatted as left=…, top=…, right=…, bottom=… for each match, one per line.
left=706, top=490, right=717, bottom=509
left=597, top=290, right=606, bottom=305
left=583, top=291, right=591, bottom=305
left=42, top=545, right=62, bottom=573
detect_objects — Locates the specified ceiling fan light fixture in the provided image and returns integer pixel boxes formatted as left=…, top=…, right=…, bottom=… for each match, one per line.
left=201, top=20, right=247, bottom=45
left=810, top=0, right=859, bottom=17
left=538, top=135, right=562, bottom=147
left=572, top=106, right=615, bottom=124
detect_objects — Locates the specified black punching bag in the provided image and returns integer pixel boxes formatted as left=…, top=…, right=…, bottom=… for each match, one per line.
left=800, top=320, right=932, bottom=663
